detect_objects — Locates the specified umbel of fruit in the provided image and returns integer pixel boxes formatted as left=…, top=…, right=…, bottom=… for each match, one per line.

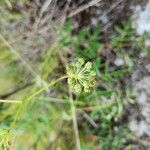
left=66, top=58, right=96, bottom=93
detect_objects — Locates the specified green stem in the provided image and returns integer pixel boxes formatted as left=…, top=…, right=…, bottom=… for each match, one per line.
left=69, top=89, right=81, bottom=150
left=9, top=75, right=68, bottom=131
left=0, top=100, right=21, bottom=104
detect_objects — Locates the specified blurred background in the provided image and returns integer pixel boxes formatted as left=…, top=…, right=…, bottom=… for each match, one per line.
left=0, top=0, right=150, bottom=149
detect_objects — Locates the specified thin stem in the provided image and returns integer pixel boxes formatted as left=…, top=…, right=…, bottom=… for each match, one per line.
left=0, top=33, right=49, bottom=93
left=0, top=100, right=21, bottom=104
left=9, top=75, right=68, bottom=131
left=69, top=88, right=81, bottom=150
left=76, top=102, right=116, bottom=112
left=27, top=75, right=67, bottom=101
left=39, top=96, right=84, bottom=105
left=68, top=0, right=102, bottom=18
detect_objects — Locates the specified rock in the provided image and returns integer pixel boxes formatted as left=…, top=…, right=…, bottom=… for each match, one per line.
left=114, top=58, right=124, bottom=67
left=130, top=56, right=150, bottom=148
left=132, top=0, right=150, bottom=35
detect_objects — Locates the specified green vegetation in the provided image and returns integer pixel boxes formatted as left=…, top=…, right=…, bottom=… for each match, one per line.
left=0, top=2, right=150, bottom=149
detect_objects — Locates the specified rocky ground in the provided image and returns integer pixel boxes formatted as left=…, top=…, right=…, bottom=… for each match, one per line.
left=130, top=56, right=150, bottom=149
left=130, top=1, right=150, bottom=149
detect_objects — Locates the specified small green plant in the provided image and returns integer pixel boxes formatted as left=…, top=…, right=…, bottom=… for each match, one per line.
left=0, top=57, right=96, bottom=149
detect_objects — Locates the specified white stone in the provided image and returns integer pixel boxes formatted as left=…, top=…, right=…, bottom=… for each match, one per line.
left=114, top=58, right=124, bottom=66
left=132, top=1, right=150, bottom=35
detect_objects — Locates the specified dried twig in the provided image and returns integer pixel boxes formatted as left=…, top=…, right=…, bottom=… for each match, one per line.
left=102, top=0, right=124, bottom=30
left=61, top=0, right=72, bottom=24
left=0, top=34, right=49, bottom=92
left=0, top=82, right=33, bottom=99
left=39, top=0, right=58, bottom=27
left=33, top=0, right=53, bottom=29
left=68, top=0, right=102, bottom=18
left=83, top=111, right=98, bottom=128
left=101, top=0, right=124, bottom=19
